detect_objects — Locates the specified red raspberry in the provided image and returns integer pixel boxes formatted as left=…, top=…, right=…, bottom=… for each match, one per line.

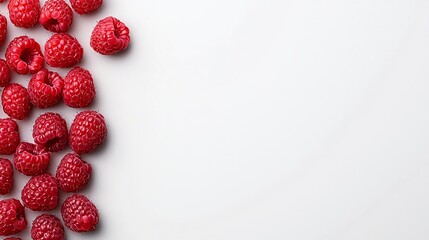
left=0, top=14, right=7, bottom=47
left=8, top=0, right=41, bottom=28
left=2, top=83, right=31, bottom=120
left=28, top=69, right=64, bottom=108
left=0, top=59, right=11, bottom=87
left=31, top=214, right=64, bottom=240
left=56, top=153, right=92, bottom=192
left=69, top=111, right=106, bottom=154
left=0, top=118, right=20, bottom=155
left=62, top=67, right=95, bottom=108
left=0, top=158, right=13, bottom=195
left=70, top=0, right=102, bottom=15
left=21, top=174, right=59, bottom=211
left=14, top=142, right=50, bottom=176
left=90, top=16, right=130, bottom=55
left=33, top=112, right=68, bottom=152
left=5, top=36, right=44, bottom=75
left=40, top=0, right=73, bottom=33
left=0, top=199, right=27, bottom=236
left=44, top=33, right=83, bottom=68
left=61, top=194, right=98, bottom=232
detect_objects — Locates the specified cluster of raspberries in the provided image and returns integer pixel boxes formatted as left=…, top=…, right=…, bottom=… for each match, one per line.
left=0, top=0, right=130, bottom=239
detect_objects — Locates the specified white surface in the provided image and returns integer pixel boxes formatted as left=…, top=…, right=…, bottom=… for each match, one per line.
left=2, top=0, right=429, bottom=239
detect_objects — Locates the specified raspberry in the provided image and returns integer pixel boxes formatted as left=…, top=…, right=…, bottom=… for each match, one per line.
left=8, top=0, right=41, bottom=28
left=21, top=174, right=59, bottom=211
left=33, top=112, right=68, bottom=152
left=62, top=67, right=95, bottom=108
left=44, top=33, right=83, bottom=68
left=31, top=214, right=64, bottom=240
left=5, top=36, right=44, bottom=75
left=0, top=59, right=11, bottom=87
left=0, top=159, right=13, bottom=195
left=90, top=16, right=130, bottom=55
left=28, top=69, right=64, bottom=108
left=14, top=142, right=50, bottom=176
left=0, top=119, right=20, bottom=155
left=69, top=111, right=106, bottom=154
left=2, top=83, right=31, bottom=120
left=40, top=0, right=73, bottom=33
left=0, top=199, right=27, bottom=236
left=61, top=194, right=98, bottom=232
left=56, top=153, right=92, bottom=192
left=70, top=0, right=102, bottom=15
left=0, top=14, right=7, bottom=47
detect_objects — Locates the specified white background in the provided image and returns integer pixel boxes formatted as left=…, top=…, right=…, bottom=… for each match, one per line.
left=2, top=0, right=429, bottom=239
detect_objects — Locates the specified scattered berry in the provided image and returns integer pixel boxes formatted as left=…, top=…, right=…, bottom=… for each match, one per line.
left=62, top=67, right=95, bottom=108
left=33, top=112, right=68, bottom=152
left=61, top=194, right=98, bottom=232
left=28, top=69, right=64, bottom=108
left=0, top=14, right=7, bottom=47
left=21, top=174, right=59, bottom=211
left=0, top=119, right=20, bottom=155
left=0, top=199, right=27, bottom=236
left=31, top=214, right=64, bottom=240
left=14, top=142, right=50, bottom=176
left=5, top=36, right=44, bottom=75
left=91, top=16, right=130, bottom=55
left=2, top=83, right=31, bottom=120
left=69, top=111, right=106, bottom=154
left=44, top=33, right=83, bottom=68
left=8, top=0, right=41, bottom=28
left=70, top=0, right=102, bottom=15
left=56, top=153, right=92, bottom=192
left=40, top=0, right=73, bottom=33
left=0, top=59, right=10, bottom=88
left=0, top=159, right=13, bottom=195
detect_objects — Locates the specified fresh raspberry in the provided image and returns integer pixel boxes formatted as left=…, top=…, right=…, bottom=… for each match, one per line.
left=0, top=14, right=7, bottom=47
left=70, top=0, right=102, bottom=15
left=40, top=0, right=73, bottom=33
left=0, top=59, right=11, bottom=87
left=5, top=36, right=44, bottom=75
left=0, top=199, right=27, bottom=236
left=32, top=112, right=68, bottom=152
left=90, top=16, right=130, bottom=55
left=28, top=69, right=64, bottom=109
left=8, top=0, right=41, bottom=28
left=0, top=159, right=13, bottom=195
left=69, top=111, right=106, bottom=154
left=31, top=214, right=64, bottom=240
left=44, top=33, right=83, bottom=68
left=14, top=142, right=50, bottom=176
left=21, top=174, right=59, bottom=211
left=61, top=194, right=98, bottom=232
left=0, top=119, right=20, bottom=155
left=62, top=67, right=95, bottom=108
left=2, top=83, right=31, bottom=120
left=56, top=153, right=92, bottom=192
